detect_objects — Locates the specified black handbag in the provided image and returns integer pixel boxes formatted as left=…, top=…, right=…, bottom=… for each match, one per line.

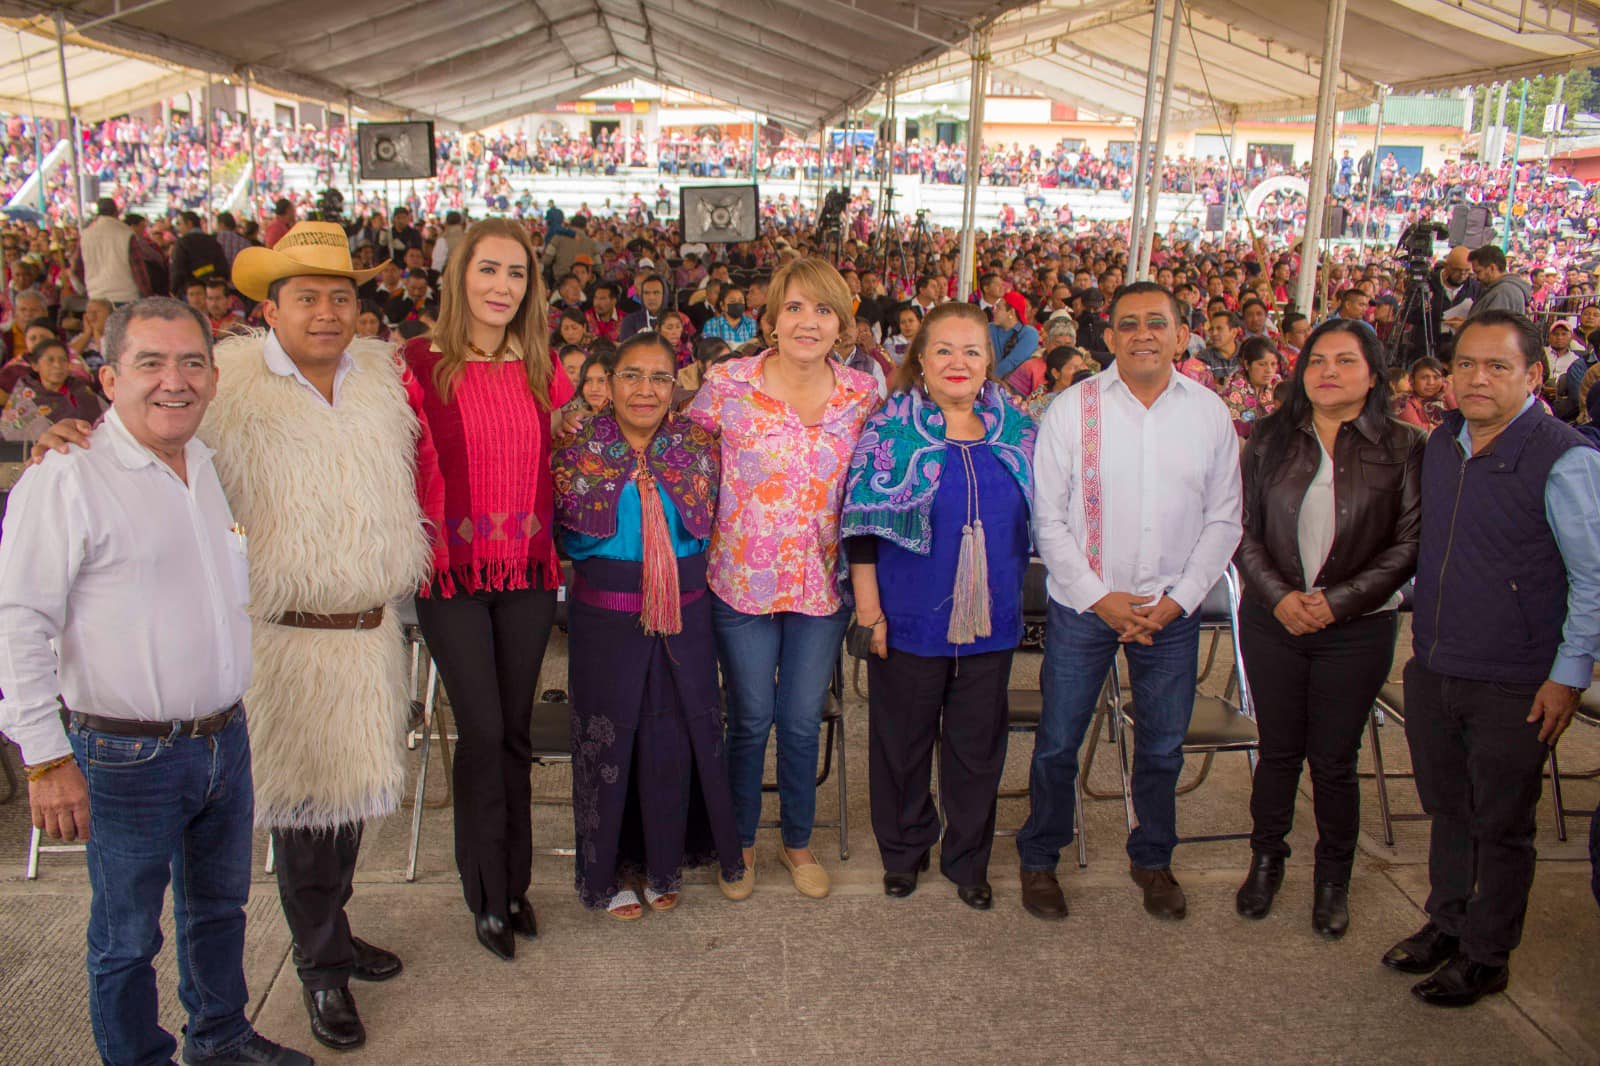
left=845, top=618, right=877, bottom=660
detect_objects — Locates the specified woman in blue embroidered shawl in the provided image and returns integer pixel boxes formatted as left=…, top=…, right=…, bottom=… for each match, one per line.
left=842, top=302, right=1036, bottom=910
left=553, top=333, right=744, bottom=920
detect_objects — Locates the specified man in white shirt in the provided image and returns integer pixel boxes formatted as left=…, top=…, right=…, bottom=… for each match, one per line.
left=0, top=298, right=311, bottom=1066
left=1018, top=281, right=1243, bottom=922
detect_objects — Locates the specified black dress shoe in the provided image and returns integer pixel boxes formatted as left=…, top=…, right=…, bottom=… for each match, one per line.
left=475, top=913, right=515, bottom=961
left=882, top=851, right=929, bottom=898
left=1311, top=881, right=1349, bottom=938
left=302, top=986, right=364, bottom=1051
left=1234, top=852, right=1284, bottom=920
left=507, top=895, right=539, bottom=939
left=350, top=937, right=402, bottom=982
left=957, top=882, right=993, bottom=910
left=182, top=1032, right=315, bottom=1065
left=1382, top=921, right=1460, bottom=974
left=1411, top=955, right=1509, bottom=1007
left=1020, top=869, right=1068, bottom=921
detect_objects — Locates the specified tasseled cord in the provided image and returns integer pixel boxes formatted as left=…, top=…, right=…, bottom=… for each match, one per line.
left=947, top=443, right=992, bottom=646
left=636, top=455, right=682, bottom=636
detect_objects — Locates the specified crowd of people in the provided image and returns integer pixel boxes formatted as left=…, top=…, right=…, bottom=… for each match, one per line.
left=0, top=158, right=1596, bottom=1066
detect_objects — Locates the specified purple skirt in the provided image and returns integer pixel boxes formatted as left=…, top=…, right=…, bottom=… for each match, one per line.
left=567, top=554, right=744, bottom=908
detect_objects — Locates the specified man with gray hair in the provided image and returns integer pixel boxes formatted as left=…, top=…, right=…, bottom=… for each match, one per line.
left=0, top=298, right=312, bottom=1065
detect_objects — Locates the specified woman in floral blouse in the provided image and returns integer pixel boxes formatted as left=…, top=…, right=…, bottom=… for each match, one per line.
left=687, top=257, right=880, bottom=901
left=1222, top=336, right=1282, bottom=440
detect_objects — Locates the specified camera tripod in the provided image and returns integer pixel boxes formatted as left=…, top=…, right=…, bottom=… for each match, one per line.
left=1389, top=271, right=1436, bottom=368
left=873, top=207, right=932, bottom=292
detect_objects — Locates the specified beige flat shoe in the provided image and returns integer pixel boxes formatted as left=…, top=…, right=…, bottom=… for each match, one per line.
left=776, top=846, right=831, bottom=899
left=606, top=889, right=643, bottom=921
left=719, top=852, right=755, bottom=901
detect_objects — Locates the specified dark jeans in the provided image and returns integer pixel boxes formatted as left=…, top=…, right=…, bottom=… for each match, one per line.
left=867, top=647, right=1013, bottom=885
left=1017, top=599, right=1201, bottom=871
left=711, top=595, right=850, bottom=849
left=1403, top=659, right=1551, bottom=966
left=415, top=586, right=557, bottom=919
left=1239, top=602, right=1398, bottom=882
left=68, top=712, right=255, bottom=1066
left=272, top=822, right=361, bottom=991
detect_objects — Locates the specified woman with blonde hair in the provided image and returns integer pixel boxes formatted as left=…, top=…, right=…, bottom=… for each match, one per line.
left=686, top=256, right=880, bottom=900
left=401, top=217, right=575, bottom=960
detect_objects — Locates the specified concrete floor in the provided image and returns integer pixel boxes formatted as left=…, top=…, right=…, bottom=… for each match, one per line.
left=4, top=626, right=1598, bottom=1065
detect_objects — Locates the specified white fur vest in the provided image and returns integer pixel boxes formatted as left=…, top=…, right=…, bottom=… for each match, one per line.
left=203, top=332, right=430, bottom=830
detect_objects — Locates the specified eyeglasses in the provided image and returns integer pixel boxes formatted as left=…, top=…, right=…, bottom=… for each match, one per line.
left=612, top=368, right=676, bottom=390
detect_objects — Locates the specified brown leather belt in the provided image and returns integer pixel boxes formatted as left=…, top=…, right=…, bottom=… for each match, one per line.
left=69, top=703, right=241, bottom=739
left=272, top=607, right=385, bottom=630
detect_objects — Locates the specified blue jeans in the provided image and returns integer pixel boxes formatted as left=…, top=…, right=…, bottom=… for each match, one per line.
left=711, top=595, right=849, bottom=848
left=1016, top=600, right=1201, bottom=871
left=68, top=712, right=255, bottom=1066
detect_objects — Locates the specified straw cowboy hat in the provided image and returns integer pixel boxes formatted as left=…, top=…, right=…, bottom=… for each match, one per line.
left=232, top=220, right=386, bottom=301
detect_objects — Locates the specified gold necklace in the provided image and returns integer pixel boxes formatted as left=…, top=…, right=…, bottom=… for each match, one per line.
left=466, top=337, right=510, bottom=360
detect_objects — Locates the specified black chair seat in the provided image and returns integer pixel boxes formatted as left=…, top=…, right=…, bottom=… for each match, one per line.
left=529, top=702, right=572, bottom=758
left=1377, top=681, right=1405, bottom=715
left=1581, top=687, right=1600, bottom=725
left=1125, top=695, right=1258, bottom=748
left=1008, top=689, right=1043, bottom=728
left=1183, top=697, right=1259, bottom=748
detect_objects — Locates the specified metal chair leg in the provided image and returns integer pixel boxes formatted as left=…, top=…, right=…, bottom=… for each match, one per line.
left=1549, top=746, right=1568, bottom=843
left=1074, top=774, right=1088, bottom=868
left=1368, top=708, right=1396, bottom=847
left=406, top=688, right=435, bottom=883
left=836, top=704, right=850, bottom=861
left=264, top=837, right=275, bottom=875
left=1113, top=683, right=1135, bottom=834
left=26, top=825, right=40, bottom=880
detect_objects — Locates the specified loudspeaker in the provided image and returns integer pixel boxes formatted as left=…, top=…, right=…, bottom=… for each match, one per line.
left=1448, top=204, right=1493, bottom=248
left=357, top=121, right=437, bottom=181
left=1204, top=202, right=1225, bottom=231
left=80, top=174, right=99, bottom=203
left=680, top=184, right=759, bottom=244
left=1326, top=204, right=1346, bottom=237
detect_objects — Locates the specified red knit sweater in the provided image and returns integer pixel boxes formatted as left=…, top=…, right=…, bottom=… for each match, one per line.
left=402, top=337, right=575, bottom=596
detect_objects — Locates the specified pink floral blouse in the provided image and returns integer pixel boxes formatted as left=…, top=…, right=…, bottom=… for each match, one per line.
left=686, top=350, right=880, bottom=616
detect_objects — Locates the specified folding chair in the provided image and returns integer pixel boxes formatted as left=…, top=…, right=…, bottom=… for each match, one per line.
left=1548, top=687, right=1600, bottom=843
left=527, top=701, right=575, bottom=858
left=402, top=598, right=451, bottom=882
left=1104, top=565, right=1259, bottom=846
left=1362, top=582, right=1424, bottom=846
left=27, top=823, right=86, bottom=880
left=760, top=651, right=850, bottom=861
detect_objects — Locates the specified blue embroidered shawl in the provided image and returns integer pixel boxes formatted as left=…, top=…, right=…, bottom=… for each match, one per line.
left=842, top=381, right=1036, bottom=555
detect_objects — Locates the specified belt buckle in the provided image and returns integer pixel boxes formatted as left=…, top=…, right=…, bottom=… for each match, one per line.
left=357, top=607, right=378, bottom=629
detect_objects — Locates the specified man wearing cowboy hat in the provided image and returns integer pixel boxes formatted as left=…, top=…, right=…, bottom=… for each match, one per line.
left=37, top=221, right=444, bottom=1054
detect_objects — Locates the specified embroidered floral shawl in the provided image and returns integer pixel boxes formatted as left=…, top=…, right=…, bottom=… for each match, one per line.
left=554, top=411, right=719, bottom=539
left=841, top=380, right=1035, bottom=556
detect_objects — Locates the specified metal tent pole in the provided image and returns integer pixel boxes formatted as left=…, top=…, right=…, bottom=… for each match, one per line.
left=52, top=11, right=83, bottom=224
left=242, top=67, right=259, bottom=225
left=1293, top=0, right=1348, bottom=318
left=1138, top=0, right=1183, bottom=279
left=1504, top=77, right=1528, bottom=253
left=204, top=74, right=215, bottom=227
left=346, top=93, right=357, bottom=214
left=1357, top=85, right=1386, bottom=253
left=1126, top=0, right=1167, bottom=277
left=956, top=28, right=989, bottom=302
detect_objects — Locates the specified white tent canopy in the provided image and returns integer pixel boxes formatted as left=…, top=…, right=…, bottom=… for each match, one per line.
left=0, top=0, right=1032, bottom=130
left=901, top=0, right=1600, bottom=127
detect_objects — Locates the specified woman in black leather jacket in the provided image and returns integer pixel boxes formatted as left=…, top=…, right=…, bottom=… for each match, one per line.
left=1233, top=319, right=1425, bottom=937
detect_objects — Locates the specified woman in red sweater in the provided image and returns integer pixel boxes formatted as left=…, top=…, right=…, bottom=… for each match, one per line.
left=402, top=218, right=575, bottom=961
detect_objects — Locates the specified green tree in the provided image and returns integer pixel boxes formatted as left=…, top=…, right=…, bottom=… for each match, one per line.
left=1473, top=69, right=1596, bottom=136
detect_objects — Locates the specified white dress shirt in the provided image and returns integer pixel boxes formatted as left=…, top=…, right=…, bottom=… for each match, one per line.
left=264, top=328, right=357, bottom=406
left=1033, top=364, right=1243, bottom=615
left=1297, top=444, right=1337, bottom=591
left=0, top=408, right=251, bottom=764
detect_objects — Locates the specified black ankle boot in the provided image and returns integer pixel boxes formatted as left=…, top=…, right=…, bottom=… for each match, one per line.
left=1234, top=852, right=1285, bottom=920
left=1312, top=881, right=1350, bottom=938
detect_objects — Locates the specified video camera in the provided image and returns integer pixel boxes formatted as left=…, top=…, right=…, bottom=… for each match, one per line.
left=1395, top=220, right=1449, bottom=281
left=817, top=188, right=849, bottom=234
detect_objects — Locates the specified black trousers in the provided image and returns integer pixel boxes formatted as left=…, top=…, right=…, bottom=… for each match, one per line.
left=273, top=822, right=362, bottom=992
left=867, top=646, right=1012, bottom=886
left=1403, top=659, right=1550, bottom=967
left=414, top=586, right=556, bottom=920
left=1239, top=602, right=1397, bottom=882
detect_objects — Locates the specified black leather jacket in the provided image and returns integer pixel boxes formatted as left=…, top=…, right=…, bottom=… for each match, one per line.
left=1235, top=409, right=1425, bottom=623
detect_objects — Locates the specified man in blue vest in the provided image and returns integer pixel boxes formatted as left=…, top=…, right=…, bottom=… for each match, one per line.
left=1384, top=309, right=1600, bottom=1006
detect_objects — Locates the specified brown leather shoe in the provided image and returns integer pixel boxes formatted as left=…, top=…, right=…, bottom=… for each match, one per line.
left=1020, top=869, right=1068, bottom=921
left=1130, top=864, right=1187, bottom=920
